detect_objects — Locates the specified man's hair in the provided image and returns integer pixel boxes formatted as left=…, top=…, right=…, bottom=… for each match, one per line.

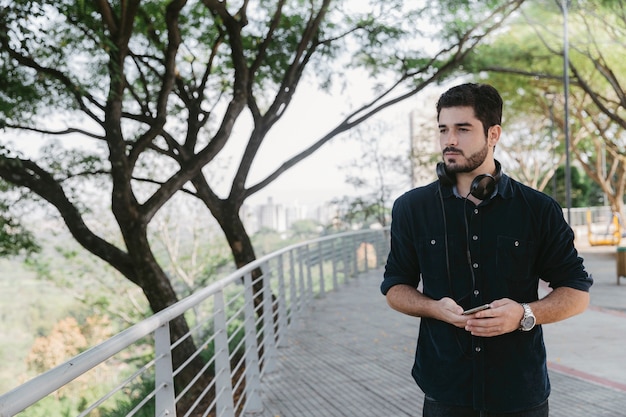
left=436, top=83, right=503, bottom=136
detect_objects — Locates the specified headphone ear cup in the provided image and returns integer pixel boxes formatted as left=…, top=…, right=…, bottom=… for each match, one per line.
left=437, top=162, right=455, bottom=186
left=470, top=174, right=496, bottom=200
left=470, top=160, right=503, bottom=199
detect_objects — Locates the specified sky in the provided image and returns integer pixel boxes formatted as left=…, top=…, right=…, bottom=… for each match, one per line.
left=245, top=93, right=417, bottom=206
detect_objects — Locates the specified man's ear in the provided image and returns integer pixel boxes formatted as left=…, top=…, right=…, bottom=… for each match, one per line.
left=488, top=125, right=501, bottom=147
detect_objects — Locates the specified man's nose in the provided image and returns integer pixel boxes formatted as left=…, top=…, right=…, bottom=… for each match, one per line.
left=444, top=131, right=458, bottom=146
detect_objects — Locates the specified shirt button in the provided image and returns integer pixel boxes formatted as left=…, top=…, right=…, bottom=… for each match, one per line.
left=472, top=235, right=478, bottom=241
left=474, top=290, right=480, bottom=296
left=515, top=240, right=520, bottom=247
left=475, top=347, right=482, bottom=353
left=474, top=209, right=479, bottom=215
left=431, top=239, right=436, bottom=245
left=473, top=263, right=479, bottom=269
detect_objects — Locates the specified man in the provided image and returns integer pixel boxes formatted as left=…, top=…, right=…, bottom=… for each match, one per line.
left=381, top=83, right=592, bottom=417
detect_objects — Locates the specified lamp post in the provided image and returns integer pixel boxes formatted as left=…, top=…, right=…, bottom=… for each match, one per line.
left=561, top=0, right=572, bottom=224
left=545, top=93, right=557, bottom=199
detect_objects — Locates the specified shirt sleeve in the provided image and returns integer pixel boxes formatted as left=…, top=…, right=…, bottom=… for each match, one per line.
left=538, top=199, right=593, bottom=292
left=381, top=195, right=421, bottom=295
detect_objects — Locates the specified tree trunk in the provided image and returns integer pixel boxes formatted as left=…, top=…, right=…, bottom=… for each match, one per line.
left=119, top=221, right=210, bottom=398
left=212, top=201, right=267, bottom=310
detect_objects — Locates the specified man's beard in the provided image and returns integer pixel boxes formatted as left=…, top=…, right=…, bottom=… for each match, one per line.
left=443, top=142, right=489, bottom=174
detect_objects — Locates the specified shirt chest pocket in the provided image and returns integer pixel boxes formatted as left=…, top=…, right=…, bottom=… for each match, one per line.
left=417, top=235, right=466, bottom=281
left=496, top=236, right=534, bottom=282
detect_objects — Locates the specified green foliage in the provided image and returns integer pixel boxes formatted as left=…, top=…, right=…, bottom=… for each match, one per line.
left=0, top=260, right=79, bottom=393
left=98, top=377, right=156, bottom=417
left=19, top=372, right=157, bottom=417
left=251, top=219, right=324, bottom=256
left=330, top=195, right=389, bottom=229
left=252, top=227, right=288, bottom=256
left=549, top=165, right=600, bottom=208
left=289, top=219, right=322, bottom=240
left=0, top=180, right=40, bottom=257
left=461, top=0, right=626, bottom=216
left=0, top=213, right=40, bottom=257
left=18, top=396, right=76, bottom=417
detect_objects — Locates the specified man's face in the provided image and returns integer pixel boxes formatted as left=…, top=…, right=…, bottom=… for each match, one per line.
left=438, top=106, right=489, bottom=174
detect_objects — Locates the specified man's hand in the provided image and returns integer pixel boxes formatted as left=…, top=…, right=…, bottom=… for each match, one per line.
left=435, top=297, right=468, bottom=328
left=463, top=298, right=524, bottom=337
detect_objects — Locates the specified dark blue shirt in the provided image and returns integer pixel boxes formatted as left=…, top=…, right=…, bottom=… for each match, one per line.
left=381, top=174, right=593, bottom=413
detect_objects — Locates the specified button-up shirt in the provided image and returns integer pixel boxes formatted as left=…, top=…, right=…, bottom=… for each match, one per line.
left=381, top=173, right=593, bottom=412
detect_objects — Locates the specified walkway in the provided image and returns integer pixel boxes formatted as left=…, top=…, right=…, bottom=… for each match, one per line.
left=258, top=243, right=626, bottom=416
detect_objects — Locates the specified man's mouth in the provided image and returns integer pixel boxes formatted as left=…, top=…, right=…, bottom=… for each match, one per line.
left=443, top=147, right=463, bottom=156
left=443, top=149, right=463, bottom=160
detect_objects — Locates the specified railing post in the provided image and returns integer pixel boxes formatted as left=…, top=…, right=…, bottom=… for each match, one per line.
left=364, top=240, right=370, bottom=272
left=352, top=235, right=359, bottom=276
left=289, top=249, right=298, bottom=318
left=298, top=246, right=306, bottom=308
left=305, top=245, right=313, bottom=301
left=242, top=272, right=263, bottom=415
left=379, top=229, right=388, bottom=267
left=343, top=236, right=350, bottom=283
left=374, top=231, right=381, bottom=267
left=262, top=265, right=278, bottom=373
left=318, top=241, right=325, bottom=297
left=331, top=239, right=339, bottom=290
left=154, top=324, right=176, bottom=417
left=214, top=290, right=235, bottom=417
left=276, top=254, right=288, bottom=348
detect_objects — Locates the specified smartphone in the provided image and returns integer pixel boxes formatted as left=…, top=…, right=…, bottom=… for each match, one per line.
left=463, top=304, right=491, bottom=315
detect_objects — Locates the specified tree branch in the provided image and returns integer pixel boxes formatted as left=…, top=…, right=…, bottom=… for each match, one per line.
left=239, top=0, right=525, bottom=203
left=0, top=155, right=136, bottom=281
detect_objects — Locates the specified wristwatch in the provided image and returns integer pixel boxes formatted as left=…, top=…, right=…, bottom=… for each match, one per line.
left=519, top=303, right=536, bottom=331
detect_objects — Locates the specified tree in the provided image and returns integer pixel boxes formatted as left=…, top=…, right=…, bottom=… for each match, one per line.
left=25, top=315, right=114, bottom=410
left=332, top=119, right=411, bottom=229
left=0, top=0, right=526, bottom=396
left=465, top=0, right=626, bottom=221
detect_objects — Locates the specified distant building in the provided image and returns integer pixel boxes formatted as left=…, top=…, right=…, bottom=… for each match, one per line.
left=241, top=197, right=311, bottom=234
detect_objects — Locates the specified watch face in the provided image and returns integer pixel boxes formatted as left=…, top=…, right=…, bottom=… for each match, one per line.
left=522, top=316, right=536, bottom=330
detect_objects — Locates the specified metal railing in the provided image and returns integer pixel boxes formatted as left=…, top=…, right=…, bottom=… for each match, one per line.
left=0, top=228, right=389, bottom=417
left=567, top=205, right=612, bottom=228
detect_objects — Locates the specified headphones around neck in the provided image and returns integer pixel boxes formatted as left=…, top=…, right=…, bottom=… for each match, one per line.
left=436, top=159, right=502, bottom=200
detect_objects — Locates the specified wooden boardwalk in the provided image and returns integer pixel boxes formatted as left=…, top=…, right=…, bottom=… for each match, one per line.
left=257, top=256, right=626, bottom=416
